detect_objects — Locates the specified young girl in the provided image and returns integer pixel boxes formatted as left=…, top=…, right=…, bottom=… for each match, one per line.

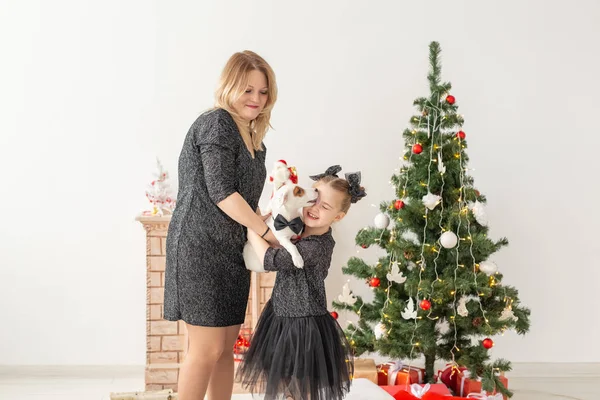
left=237, top=165, right=367, bottom=400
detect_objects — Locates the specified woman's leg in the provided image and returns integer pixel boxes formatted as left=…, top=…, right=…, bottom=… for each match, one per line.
left=177, top=324, right=228, bottom=400
left=206, top=324, right=242, bottom=400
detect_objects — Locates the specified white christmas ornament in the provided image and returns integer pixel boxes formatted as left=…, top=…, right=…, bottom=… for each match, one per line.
left=457, top=295, right=480, bottom=317
left=440, top=231, right=458, bottom=248
left=457, top=296, right=470, bottom=317
left=470, top=201, right=488, bottom=226
left=479, top=261, right=498, bottom=276
left=499, top=307, right=518, bottom=322
left=401, top=298, right=417, bottom=320
left=406, top=261, right=417, bottom=271
left=338, top=283, right=357, bottom=306
left=374, top=213, right=390, bottom=229
left=145, top=158, right=176, bottom=216
left=387, top=262, right=407, bottom=284
left=437, top=151, right=446, bottom=174
left=374, top=322, right=387, bottom=340
left=422, top=192, right=442, bottom=210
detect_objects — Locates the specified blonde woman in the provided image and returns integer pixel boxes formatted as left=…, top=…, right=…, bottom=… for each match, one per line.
left=164, top=51, right=278, bottom=400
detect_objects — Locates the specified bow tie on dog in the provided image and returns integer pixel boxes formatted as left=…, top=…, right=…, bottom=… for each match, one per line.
left=273, top=214, right=304, bottom=235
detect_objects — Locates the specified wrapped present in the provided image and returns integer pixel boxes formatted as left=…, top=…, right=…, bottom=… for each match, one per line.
left=456, top=371, right=508, bottom=400
left=464, top=392, right=505, bottom=399
left=353, top=358, right=378, bottom=384
left=416, top=384, right=451, bottom=396
left=437, top=363, right=467, bottom=389
left=233, top=327, right=252, bottom=361
left=379, top=385, right=405, bottom=398
left=383, top=383, right=452, bottom=399
left=378, top=361, right=425, bottom=386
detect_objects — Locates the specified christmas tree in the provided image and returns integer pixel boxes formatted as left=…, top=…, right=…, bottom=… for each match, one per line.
left=333, top=42, right=530, bottom=398
left=145, top=157, right=176, bottom=216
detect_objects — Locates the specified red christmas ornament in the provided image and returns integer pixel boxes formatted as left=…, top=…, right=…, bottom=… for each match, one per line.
left=361, top=244, right=368, bottom=249
left=330, top=311, right=339, bottom=320
left=288, top=166, right=298, bottom=184
left=420, top=299, right=431, bottom=310
left=394, top=200, right=405, bottom=210
left=412, top=144, right=423, bottom=154
left=446, top=95, right=456, bottom=105
left=369, top=277, right=381, bottom=287
left=474, top=190, right=481, bottom=197
left=482, top=338, right=494, bottom=349
left=456, top=130, right=466, bottom=140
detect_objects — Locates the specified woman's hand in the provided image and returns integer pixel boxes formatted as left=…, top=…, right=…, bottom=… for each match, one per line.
left=263, top=229, right=279, bottom=246
left=217, top=193, right=274, bottom=239
left=256, top=207, right=272, bottom=222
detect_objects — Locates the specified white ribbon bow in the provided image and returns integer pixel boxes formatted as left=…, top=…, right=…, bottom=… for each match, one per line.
left=410, top=383, right=430, bottom=398
left=388, top=361, right=404, bottom=385
left=467, top=392, right=503, bottom=400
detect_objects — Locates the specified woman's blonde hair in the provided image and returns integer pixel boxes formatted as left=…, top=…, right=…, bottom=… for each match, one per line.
left=214, top=50, right=277, bottom=151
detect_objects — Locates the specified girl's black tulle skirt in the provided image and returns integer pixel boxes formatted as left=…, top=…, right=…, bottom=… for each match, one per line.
left=236, top=301, right=354, bottom=400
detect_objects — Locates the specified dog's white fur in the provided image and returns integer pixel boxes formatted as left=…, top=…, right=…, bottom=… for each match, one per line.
left=263, top=160, right=292, bottom=216
left=244, top=182, right=317, bottom=272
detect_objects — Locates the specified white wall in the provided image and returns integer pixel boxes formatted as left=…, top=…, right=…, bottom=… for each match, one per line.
left=1, top=0, right=599, bottom=365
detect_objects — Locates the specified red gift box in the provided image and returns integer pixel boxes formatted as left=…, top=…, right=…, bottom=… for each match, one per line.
left=437, top=364, right=467, bottom=390
left=456, top=371, right=508, bottom=400
left=377, top=361, right=425, bottom=386
left=233, top=327, right=252, bottom=361
left=381, top=383, right=452, bottom=399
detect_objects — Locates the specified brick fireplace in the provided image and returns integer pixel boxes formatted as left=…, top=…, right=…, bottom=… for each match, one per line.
left=136, top=214, right=275, bottom=392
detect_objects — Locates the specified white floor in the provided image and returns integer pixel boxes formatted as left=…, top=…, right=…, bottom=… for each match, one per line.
left=0, top=366, right=597, bottom=400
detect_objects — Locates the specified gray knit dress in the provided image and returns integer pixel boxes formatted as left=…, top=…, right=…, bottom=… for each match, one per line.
left=163, top=108, right=267, bottom=327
